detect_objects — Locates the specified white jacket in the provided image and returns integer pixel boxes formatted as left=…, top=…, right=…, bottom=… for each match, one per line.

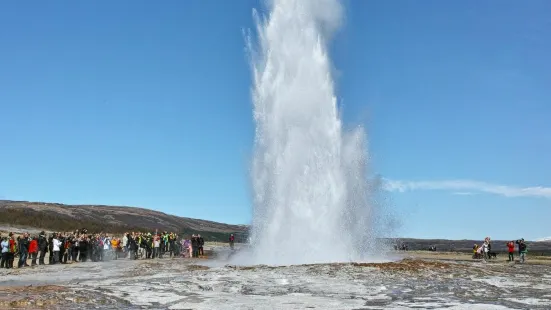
left=482, top=243, right=489, bottom=253
left=53, top=239, right=62, bottom=251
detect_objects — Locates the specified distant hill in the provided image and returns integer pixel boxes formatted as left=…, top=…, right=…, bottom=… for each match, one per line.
left=0, top=200, right=247, bottom=241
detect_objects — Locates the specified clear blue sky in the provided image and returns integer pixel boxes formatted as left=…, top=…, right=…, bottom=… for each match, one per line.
left=1, top=1, right=550, bottom=241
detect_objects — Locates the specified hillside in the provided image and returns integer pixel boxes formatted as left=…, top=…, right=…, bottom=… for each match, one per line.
left=0, top=200, right=247, bottom=241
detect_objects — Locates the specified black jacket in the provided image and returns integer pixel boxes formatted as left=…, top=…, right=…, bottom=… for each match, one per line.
left=80, top=239, right=89, bottom=253
left=18, top=237, right=29, bottom=254
left=48, top=236, right=54, bottom=250
left=38, top=235, right=48, bottom=250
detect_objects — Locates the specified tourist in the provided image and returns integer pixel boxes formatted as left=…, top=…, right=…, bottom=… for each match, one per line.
left=159, top=234, right=165, bottom=259
left=79, top=236, right=89, bottom=262
left=0, top=236, right=8, bottom=268
left=112, top=237, right=120, bottom=259
left=162, top=232, right=169, bottom=255
left=506, top=241, right=515, bottom=262
left=48, top=233, right=54, bottom=264
left=56, top=233, right=62, bottom=263
left=198, top=234, right=204, bottom=257
left=481, top=241, right=489, bottom=261
left=145, top=233, right=153, bottom=259
left=52, top=234, right=62, bottom=264
left=0, top=228, right=215, bottom=268
left=102, top=235, right=109, bottom=260
left=128, top=233, right=138, bottom=260
left=7, top=233, right=16, bottom=268
left=516, top=238, right=523, bottom=256
left=17, top=232, right=30, bottom=268
left=136, top=233, right=146, bottom=257
left=229, top=234, right=235, bottom=250
left=181, top=238, right=190, bottom=258
left=122, top=233, right=128, bottom=255
left=72, top=235, right=80, bottom=262
left=28, top=235, right=39, bottom=266
left=38, top=231, right=47, bottom=265
left=191, top=234, right=199, bottom=258
left=517, top=239, right=528, bottom=263
left=63, top=234, right=71, bottom=264
left=153, top=234, right=161, bottom=258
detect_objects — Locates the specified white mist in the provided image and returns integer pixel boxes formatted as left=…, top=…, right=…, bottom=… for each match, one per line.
left=246, top=0, right=378, bottom=266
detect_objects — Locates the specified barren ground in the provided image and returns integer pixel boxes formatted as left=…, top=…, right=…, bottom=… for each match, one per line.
left=0, top=249, right=550, bottom=309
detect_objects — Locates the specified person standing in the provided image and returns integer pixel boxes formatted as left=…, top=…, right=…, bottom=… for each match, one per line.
left=7, top=233, right=16, bottom=268
left=58, top=233, right=66, bottom=263
left=198, top=234, right=204, bottom=257
left=153, top=234, right=161, bottom=259
left=162, top=232, right=169, bottom=255
left=28, top=236, right=39, bottom=266
left=128, top=234, right=138, bottom=260
left=191, top=234, right=199, bottom=258
left=79, top=236, right=88, bottom=262
left=72, top=236, right=80, bottom=262
left=158, top=234, right=164, bottom=259
left=229, top=234, right=235, bottom=250
left=122, top=233, right=129, bottom=257
left=38, top=231, right=48, bottom=265
left=516, top=238, right=523, bottom=257
left=145, top=234, right=152, bottom=259
left=18, top=233, right=30, bottom=268
left=518, top=239, right=528, bottom=263
left=0, top=237, right=8, bottom=268
left=481, top=241, right=489, bottom=261
left=506, top=241, right=515, bottom=262
left=186, top=238, right=192, bottom=258
left=52, top=234, right=62, bottom=264
left=48, top=234, right=54, bottom=264
left=169, top=233, right=176, bottom=258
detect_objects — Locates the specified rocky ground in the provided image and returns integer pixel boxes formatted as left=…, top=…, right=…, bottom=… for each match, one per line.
left=0, top=251, right=550, bottom=309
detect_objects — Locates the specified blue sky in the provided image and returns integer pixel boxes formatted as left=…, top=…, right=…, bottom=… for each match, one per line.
left=1, top=1, right=549, bottom=241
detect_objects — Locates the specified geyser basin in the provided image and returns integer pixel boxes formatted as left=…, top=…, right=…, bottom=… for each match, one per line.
left=246, top=0, right=385, bottom=266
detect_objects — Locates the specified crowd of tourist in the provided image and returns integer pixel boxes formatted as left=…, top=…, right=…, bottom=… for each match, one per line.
left=472, top=237, right=528, bottom=263
left=2, top=230, right=534, bottom=269
left=0, top=229, right=224, bottom=269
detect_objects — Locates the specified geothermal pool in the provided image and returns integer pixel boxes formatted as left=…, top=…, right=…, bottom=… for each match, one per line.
left=1, top=251, right=550, bottom=309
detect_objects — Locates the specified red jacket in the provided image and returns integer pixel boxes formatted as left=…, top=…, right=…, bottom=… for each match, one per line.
left=28, top=239, right=38, bottom=253
left=9, top=239, right=16, bottom=253
left=507, top=242, right=515, bottom=253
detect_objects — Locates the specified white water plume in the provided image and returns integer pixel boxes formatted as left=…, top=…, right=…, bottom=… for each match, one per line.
left=244, top=0, right=384, bottom=266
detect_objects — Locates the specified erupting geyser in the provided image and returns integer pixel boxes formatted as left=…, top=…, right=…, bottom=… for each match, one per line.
left=246, top=0, right=380, bottom=265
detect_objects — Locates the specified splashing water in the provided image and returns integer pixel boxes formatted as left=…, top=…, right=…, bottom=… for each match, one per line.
left=244, top=0, right=382, bottom=266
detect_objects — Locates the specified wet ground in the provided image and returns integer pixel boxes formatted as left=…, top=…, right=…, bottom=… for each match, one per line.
left=1, top=254, right=550, bottom=309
